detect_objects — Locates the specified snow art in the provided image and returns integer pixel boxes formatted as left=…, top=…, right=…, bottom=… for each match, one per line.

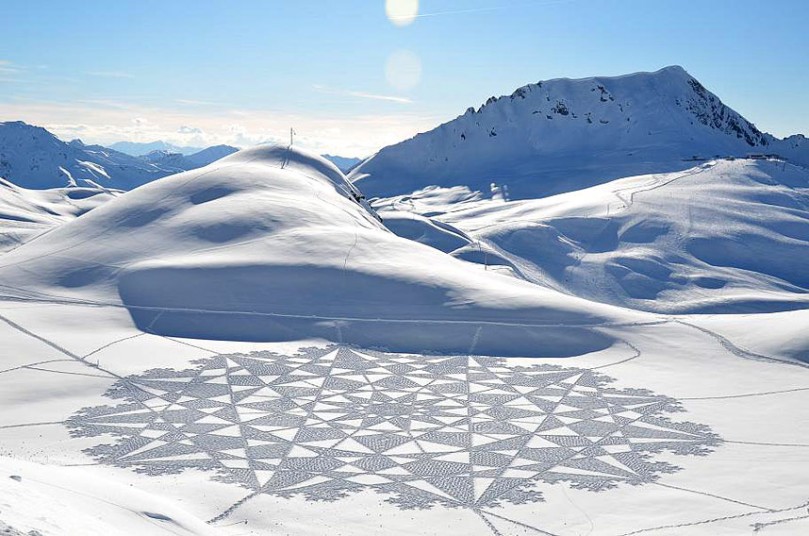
left=69, top=345, right=720, bottom=510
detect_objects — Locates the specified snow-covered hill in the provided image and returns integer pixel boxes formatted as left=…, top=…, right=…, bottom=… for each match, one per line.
left=1, top=145, right=808, bottom=536
left=0, top=145, right=628, bottom=356
left=0, top=177, right=120, bottom=252
left=374, top=158, right=809, bottom=314
left=350, top=66, right=809, bottom=200
left=0, top=122, right=236, bottom=190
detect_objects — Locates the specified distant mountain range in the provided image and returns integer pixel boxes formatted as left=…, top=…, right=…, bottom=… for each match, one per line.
left=350, top=65, right=809, bottom=199
left=0, top=121, right=365, bottom=190
left=113, top=142, right=363, bottom=172
left=322, top=155, right=362, bottom=173
left=108, top=140, right=205, bottom=157
left=0, top=121, right=239, bottom=190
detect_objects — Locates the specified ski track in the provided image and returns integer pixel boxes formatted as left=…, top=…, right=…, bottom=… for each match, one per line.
left=2, top=301, right=808, bottom=535
left=616, top=499, right=809, bottom=536
left=2, top=209, right=808, bottom=535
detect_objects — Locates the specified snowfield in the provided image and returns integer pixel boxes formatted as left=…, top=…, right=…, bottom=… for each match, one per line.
left=0, top=177, right=121, bottom=253
left=375, top=158, right=809, bottom=314
left=1, top=67, right=807, bottom=535
left=0, top=457, right=217, bottom=536
left=0, top=145, right=628, bottom=357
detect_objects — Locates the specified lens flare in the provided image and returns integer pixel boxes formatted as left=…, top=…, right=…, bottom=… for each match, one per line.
left=385, top=49, right=422, bottom=92
left=385, top=0, right=419, bottom=27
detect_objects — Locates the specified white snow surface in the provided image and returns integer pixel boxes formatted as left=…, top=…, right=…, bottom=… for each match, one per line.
left=0, top=87, right=807, bottom=535
left=0, top=457, right=217, bottom=536
left=0, top=177, right=121, bottom=253
left=375, top=158, right=809, bottom=314
left=0, top=145, right=628, bottom=356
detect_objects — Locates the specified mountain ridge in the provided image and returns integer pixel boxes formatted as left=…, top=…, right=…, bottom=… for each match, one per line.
left=108, top=140, right=204, bottom=156
left=0, top=121, right=238, bottom=190
left=350, top=65, right=809, bottom=199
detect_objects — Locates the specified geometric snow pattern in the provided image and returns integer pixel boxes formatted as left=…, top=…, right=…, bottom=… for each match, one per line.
left=68, top=346, right=721, bottom=509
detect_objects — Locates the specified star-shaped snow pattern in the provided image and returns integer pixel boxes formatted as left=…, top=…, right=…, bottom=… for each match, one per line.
left=68, top=346, right=720, bottom=509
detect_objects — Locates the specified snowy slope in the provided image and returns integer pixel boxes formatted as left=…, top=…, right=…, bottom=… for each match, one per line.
left=1, top=149, right=808, bottom=536
left=0, top=145, right=630, bottom=356
left=0, top=457, right=217, bottom=536
left=0, top=122, right=235, bottom=190
left=0, top=177, right=120, bottom=252
left=350, top=66, right=809, bottom=199
left=0, top=122, right=173, bottom=190
left=0, top=271, right=807, bottom=535
left=374, top=158, right=809, bottom=313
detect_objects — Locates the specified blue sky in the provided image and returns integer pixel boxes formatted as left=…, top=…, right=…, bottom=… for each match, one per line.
left=1, top=0, right=807, bottom=156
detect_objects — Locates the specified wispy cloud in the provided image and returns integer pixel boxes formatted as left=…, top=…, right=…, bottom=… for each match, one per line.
left=0, top=60, right=24, bottom=82
left=175, top=98, right=225, bottom=107
left=76, top=98, right=135, bottom=109
left=0, top=60, right=20, bottom=74
left=313, top=84, right=412, bottom=104
left=86, top=71, right=135, bottom=79
left=346, top=91, right=412, bottom=104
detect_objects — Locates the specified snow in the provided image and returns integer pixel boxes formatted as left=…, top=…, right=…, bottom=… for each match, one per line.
left=0, top=69, right=807, bottom=535
left=0, top=145, right=627, bottom=357
left=374, top=158, right=809, bottom=314
left=0, top=457, right=217, bottom=535
left=350, top=66, right=809, bottom=200
left=0, top=178, right=120, bottom=253
left=76, top=160, right=111, bottom=180
left=0, top=122, right=237, bottom=190
left=0, top=295, right=807, bottom=535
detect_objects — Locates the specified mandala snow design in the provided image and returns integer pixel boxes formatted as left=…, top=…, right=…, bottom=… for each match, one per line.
left=68, top=346, right=720, bottom=509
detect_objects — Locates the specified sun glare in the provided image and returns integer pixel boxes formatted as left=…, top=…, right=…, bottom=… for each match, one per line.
left=385, top=49, right=422, bottom=91
left=386, top=0, right=419, bottom=27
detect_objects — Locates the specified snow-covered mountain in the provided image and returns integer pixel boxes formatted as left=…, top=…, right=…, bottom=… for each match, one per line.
left=0, top=122, right=237, bottom=190
left=108, top=140, right=204, bottom=156
left=323, top=154, right=362, bottom=172
left=139, top=144, right=239, bottom=170
left=183, top=144, right=239, bottom=166
left=350, top=66, right=809, bottom=199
